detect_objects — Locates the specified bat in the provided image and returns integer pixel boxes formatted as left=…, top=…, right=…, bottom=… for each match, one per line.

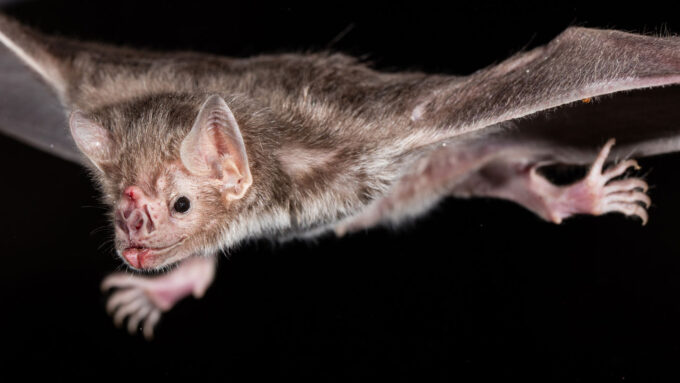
left=2, top=10, right=680, bottom=341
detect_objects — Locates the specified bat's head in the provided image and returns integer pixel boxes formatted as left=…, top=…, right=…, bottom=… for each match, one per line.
left=69, top=94, right=253, bottom=270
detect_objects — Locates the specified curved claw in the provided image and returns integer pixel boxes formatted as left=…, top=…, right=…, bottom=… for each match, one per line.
left=604, top=190, right=651, bottom=208
left=143, top=309, right=162, bottom=340
left=603, top=158, right=640, bottom=179
left=105, top=286, right=163, bottom=339
left=127, top=304, right=152, bottom=335
left=106, top=288, right=143, bottom=314
left=603, top=178, right=649, bottom=194
left=101, top=256, right=218, bottom=340
left=543, top=138, right=650, bottom=225
left=113, top=296, right=146, bottom=327
left=103, top=273, right=165, bottom=339
left=602, top=201, right=649, bottom=225
left=587, top=139, right=650, bottom=224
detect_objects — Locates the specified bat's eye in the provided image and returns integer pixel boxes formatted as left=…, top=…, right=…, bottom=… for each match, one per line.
left=173, top=196, right=191, bottom=213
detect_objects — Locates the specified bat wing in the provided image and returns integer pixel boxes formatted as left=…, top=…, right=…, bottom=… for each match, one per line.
left=1, top=19, right=679, bottom=165
left=0, top=10, right=81, bottom=164
left=431, top=27, right=680, bottom=159
left=0, top=41, right=80, bottom=164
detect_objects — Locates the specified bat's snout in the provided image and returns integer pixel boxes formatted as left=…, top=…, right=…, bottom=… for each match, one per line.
left=120, top=186, right=157, bottom=238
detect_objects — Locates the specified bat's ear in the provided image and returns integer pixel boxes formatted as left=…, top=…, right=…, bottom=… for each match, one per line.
left=180, top=94, right=252, bottom=201
left=69, top=111, right=115, bottom=172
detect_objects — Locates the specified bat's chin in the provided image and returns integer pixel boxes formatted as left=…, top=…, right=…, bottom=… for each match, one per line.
left=119, top=240, right=187, bottom=271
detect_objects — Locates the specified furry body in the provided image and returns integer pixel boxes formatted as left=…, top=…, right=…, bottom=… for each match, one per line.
left=1, top=13, right=680, bottom=337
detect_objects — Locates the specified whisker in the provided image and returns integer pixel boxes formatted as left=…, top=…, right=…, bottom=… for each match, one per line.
left=90, top=225, right=112, bottom=236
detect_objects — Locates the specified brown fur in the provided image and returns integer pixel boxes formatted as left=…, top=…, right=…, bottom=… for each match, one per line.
left=2, top=12, right=680, bottom=256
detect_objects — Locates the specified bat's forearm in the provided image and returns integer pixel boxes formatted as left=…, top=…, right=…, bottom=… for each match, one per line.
left=365, top=27, right=680, bottom=147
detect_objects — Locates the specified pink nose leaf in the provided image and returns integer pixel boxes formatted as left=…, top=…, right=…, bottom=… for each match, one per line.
left=119, top=185, right=157, bottom=242
left=127, top=210, right=145, bottom=234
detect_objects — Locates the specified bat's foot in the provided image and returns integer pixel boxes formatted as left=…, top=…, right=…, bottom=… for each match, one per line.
left=534, top=139, right=650, bottom=224
left=101, top=255, right=216, bottom=340
left=101, top=274, right=163, bottom=340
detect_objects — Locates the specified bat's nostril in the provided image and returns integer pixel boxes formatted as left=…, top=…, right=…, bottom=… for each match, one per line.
left=126, top=210, right=146, bottom=234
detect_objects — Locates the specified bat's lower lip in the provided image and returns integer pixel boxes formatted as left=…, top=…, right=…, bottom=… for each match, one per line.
left=121, top=240, right=185, bottom=270
left=122, top=247, right=154, bottom=269
left=122, top=245, right=170, bottom=269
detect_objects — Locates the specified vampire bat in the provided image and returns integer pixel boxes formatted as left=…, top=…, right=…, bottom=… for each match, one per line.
left=1, top=10, right=680, bottom=341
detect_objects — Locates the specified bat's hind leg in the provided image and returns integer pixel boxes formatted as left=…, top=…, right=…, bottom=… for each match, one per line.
left=335, top=138, right=649, bottom=236
left=453, top=139, right=650, bottom=224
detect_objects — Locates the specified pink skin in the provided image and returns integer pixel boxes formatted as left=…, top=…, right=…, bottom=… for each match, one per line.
left=115, top=184, right=189, bottom=270
left=104, top=167, right=223, bottom=339
left=101, top=255, right=217, bottom=340
left=67, top=95, right=250, bottom=339
left=105, top=171, right=222, bottom=339
left=465, top=139, right=650, bottom=224
left=528, top=139, right=650, bottom=224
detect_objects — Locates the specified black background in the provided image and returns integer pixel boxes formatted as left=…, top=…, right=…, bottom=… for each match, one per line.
left=2, top=1, right=680, bottom=381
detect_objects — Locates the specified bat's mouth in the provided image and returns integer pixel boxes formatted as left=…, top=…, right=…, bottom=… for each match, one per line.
left=122, top=240, right=184, bottom=270
left=122, top=246, right=153, bottom=269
